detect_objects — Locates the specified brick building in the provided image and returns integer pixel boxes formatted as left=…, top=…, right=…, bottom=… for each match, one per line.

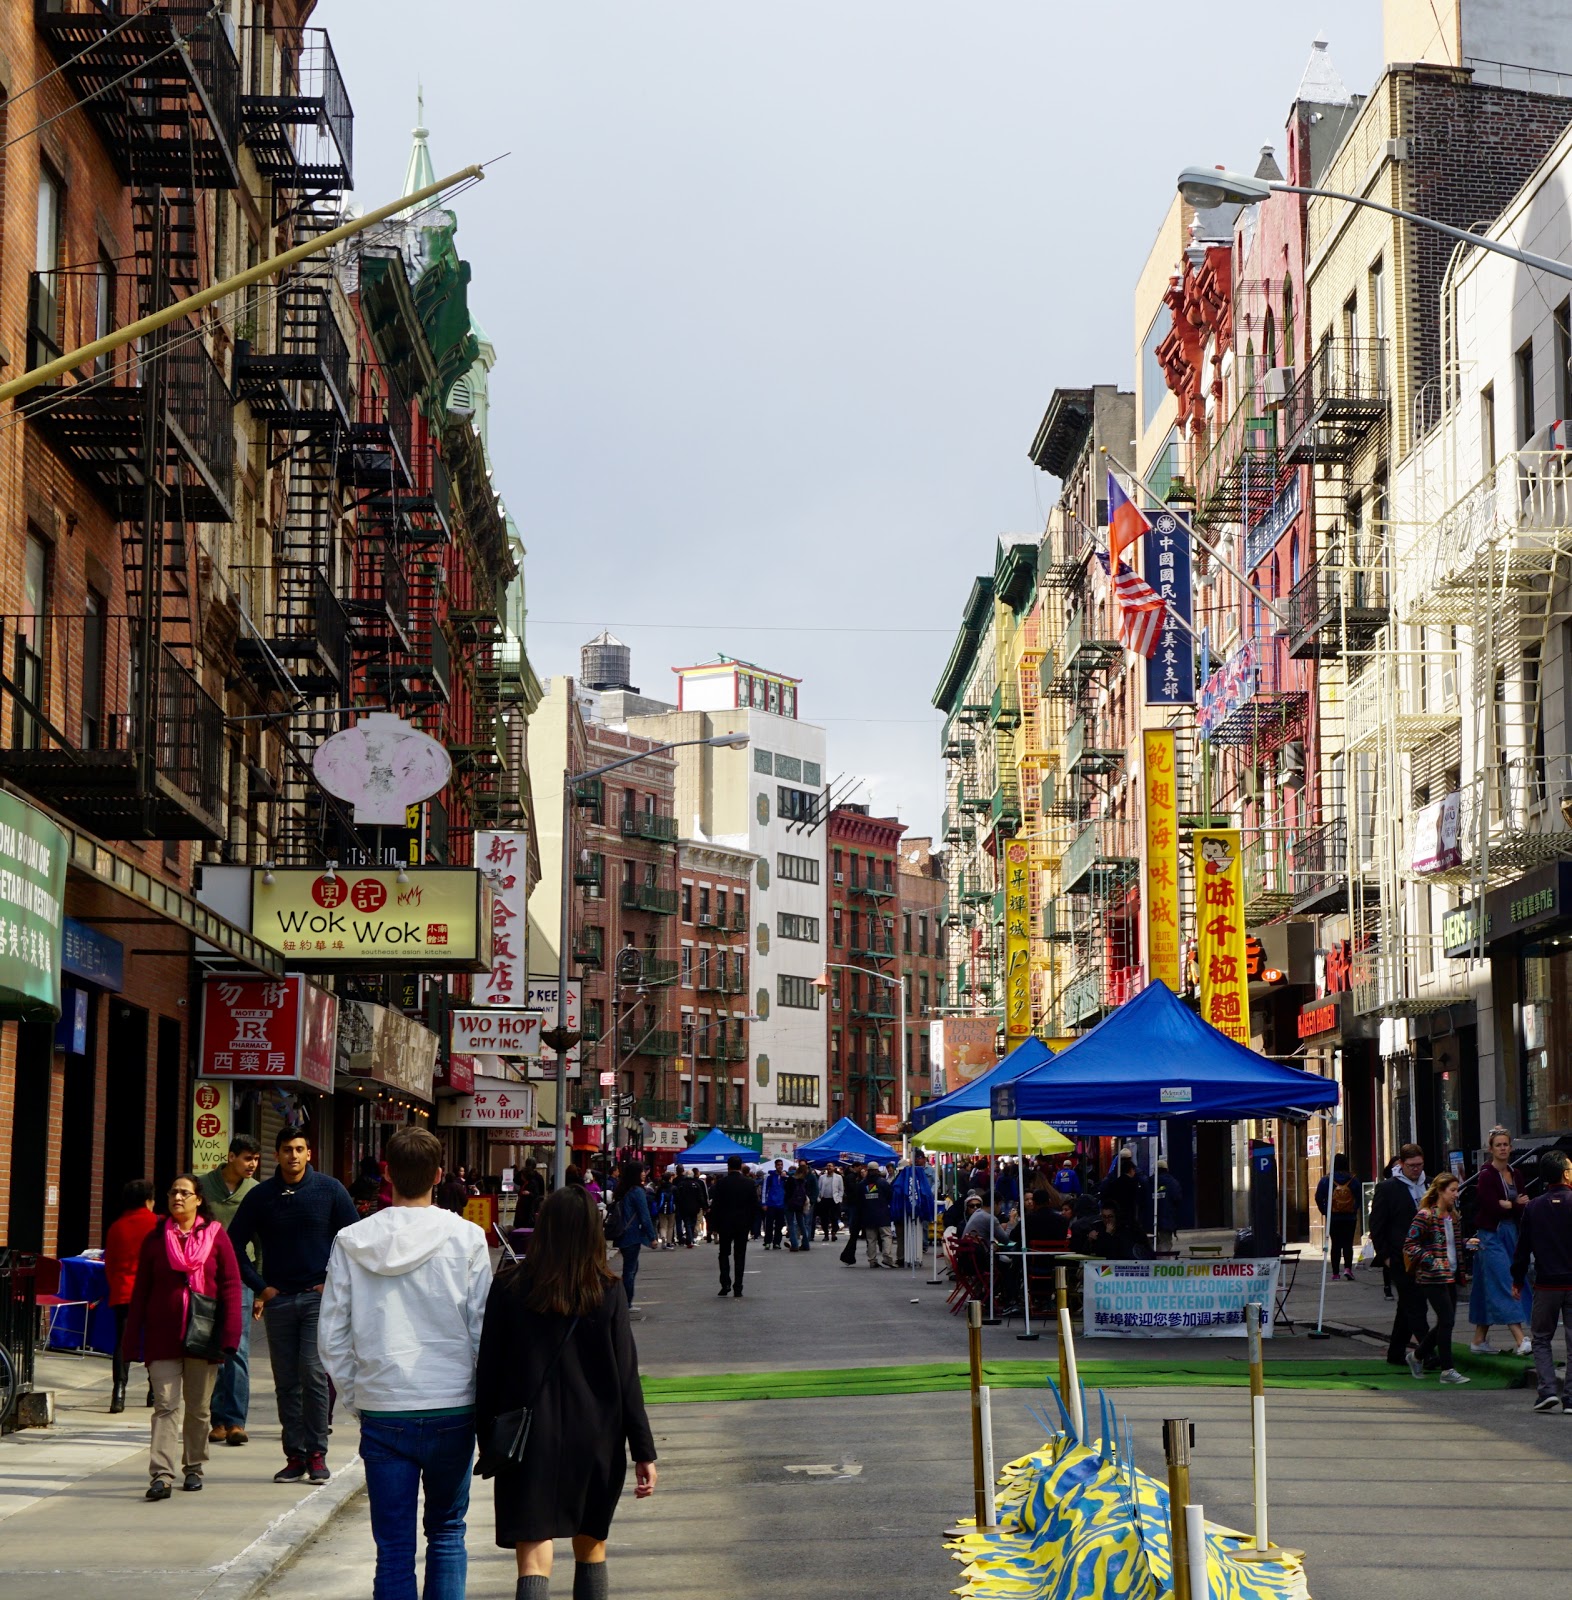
left=897, top=836, right=947, bottom=1115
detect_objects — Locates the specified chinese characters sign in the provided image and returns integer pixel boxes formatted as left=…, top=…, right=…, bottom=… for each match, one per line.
left=1143, top=510, right=1194, bottom=705
left=1142, top=730, right=1181, bottom=991
left=475, top=832, right=528, bottom=1006
left=527, top=979, right=582, bottom=1080
left=436, top=1075, right=538, bottom=1127
left=191, top=1080, right=231, bottom=1173
left=251, top=867, right=493, bottom=971
left=1004, top=839, right=1031, bottom=1041
left=1194, top=830, right=1249, bottom=1044
left=199, top=974, right=339, bottom=1090
left=0, top=792, right=66, bottom=1020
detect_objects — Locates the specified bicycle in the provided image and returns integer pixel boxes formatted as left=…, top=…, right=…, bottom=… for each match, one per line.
left=0, top=1337, right=17, bottom=1430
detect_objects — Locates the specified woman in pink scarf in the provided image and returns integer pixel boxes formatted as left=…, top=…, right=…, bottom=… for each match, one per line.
left=121, top=1174, right=243, bottom=1500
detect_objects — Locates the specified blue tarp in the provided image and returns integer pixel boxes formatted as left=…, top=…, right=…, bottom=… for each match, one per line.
left=1000, top=981, right=1340, bottom=1133
left=908, top=1036, right=1054, bottom=1133
left=795, top=1117, right=897, bottom=1167
left=681, top=1127, right=759, bottom=1163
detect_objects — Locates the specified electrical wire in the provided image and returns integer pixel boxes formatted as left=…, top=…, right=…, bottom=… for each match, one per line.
left=4, top=0, right=186, bottom=110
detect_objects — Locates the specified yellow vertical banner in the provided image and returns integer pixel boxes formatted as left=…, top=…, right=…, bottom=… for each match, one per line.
left=1195, top=828, right=1250, bottom=1044
left=1004, top=838, right=1031, bottom=1040
left=1142, top=730, right=1180, bottom=991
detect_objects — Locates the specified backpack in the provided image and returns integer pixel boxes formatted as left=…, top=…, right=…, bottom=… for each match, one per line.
left=1330, top=1178, right=1356, bottom=1214
left=603, top=1195, right=626, bottom=1242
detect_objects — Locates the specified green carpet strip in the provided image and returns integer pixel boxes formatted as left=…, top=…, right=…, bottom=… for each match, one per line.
left=641, top=1353, right=1529, bottom=1403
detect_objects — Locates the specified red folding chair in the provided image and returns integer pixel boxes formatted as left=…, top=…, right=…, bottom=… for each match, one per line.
left=35, top=1256, right=98, bottom=1358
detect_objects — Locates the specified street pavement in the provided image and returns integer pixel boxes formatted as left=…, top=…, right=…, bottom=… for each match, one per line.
left=5, top=1234, right=1567, bottom=1598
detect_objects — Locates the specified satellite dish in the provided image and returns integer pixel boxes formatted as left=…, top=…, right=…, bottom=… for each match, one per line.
left=313, top=712, right=452, bottom=825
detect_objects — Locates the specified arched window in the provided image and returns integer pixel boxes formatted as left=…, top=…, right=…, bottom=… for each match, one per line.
left=1282, top=276, right=1296, bottom=366
left=1263, top=308, right=1277, bottom=372
left=1290, top=531, right=1301, bottom=586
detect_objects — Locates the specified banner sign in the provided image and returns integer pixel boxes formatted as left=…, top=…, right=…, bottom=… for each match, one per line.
left=1197, top=642, right=1256, bottom=740
left=251, top=867, right=493, bottom=971
left=1144, top=509, right=1194, bottom=705
left=475, top=832, right=529, bottom=1006
left=1083, top=1259, right=1281, bottom=1338
left=1195, top=829, right=1250, bottom=1044
left=199, top=974, right=338, bottom=1090
left=0, top=792, right=66, bottom=1020
left=1004, top=839, right=1031, bottom=1041
left=1411, top=792, right=1462, bottom=874
left=526, top=979, right=582, bottom=1079
left=436, top=1075, right=537, bottom=1127
left=338, top=998, right=439, bottom=1102
left=190, top=1080, right=232, bottom=1174
left=642, top=1121, right=688, bottom=1151
left=62, top=917, right=124, bottom=991
left=933, top=1016, right=996, bottom=1088
left=1142, top=730, right=1181, bottom=990
left=450, top=1007, right=543, bottom=1058
left=442, top=1052, right=478, bottom=1095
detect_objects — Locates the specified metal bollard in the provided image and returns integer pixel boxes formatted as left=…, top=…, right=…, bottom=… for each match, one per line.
left=967, top=1301, right=993, bottom=1528
left=1163, top=1418, right=1196, bottom=1600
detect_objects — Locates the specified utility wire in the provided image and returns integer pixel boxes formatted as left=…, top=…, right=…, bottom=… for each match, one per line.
left=4, top=0, right=183, bottom=110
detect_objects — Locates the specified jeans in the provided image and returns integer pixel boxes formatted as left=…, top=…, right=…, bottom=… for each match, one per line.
left=1386, top=1270, right=1430, bottom=1363
left=264, top=1288, right=329, bottom=1460
left=787, top=1210, right=810, bottom=1249
left=1329, top=1218, right=1356, bottom=1275
left=1415, top=1282, right=1459, bottom=1370
left=359, top=1412, right=475, bottom=1600
left=148, top=1358, right=218, bottom=1483
left=675, top=1213, right=696, bottom=1246
left=211, top=1316, right=251, bottom=1428
left=1530, top=1286, right=1572, bottom=1401
left=764, top=1206, right=785, bottom=1248
left=621, top=1242, right=642, bottom=1306
left=718, top=1230, right=748, bottom=1294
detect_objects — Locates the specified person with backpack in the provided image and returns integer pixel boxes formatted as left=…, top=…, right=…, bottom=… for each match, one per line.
left=761, top=1160, right=788, bottom=1249
left=1316, top=1160, right=1360, bottom=1281
left=784, top=1163, right=811, bottom=1252
left=605, top=1163, right=656, bottom=1311
left=671, top=1165, right=706, bottom=1248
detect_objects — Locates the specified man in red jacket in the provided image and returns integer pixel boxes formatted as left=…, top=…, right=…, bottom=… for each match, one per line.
left=1513, top=1150, right=1572, bottom=1414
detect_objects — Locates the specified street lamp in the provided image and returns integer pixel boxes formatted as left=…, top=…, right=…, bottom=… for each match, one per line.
left=816, top=961, right=907, bottom=1156
left=548, top=730, right=749, bottom=1187
left=1175, top=164, right=1572, bottom=283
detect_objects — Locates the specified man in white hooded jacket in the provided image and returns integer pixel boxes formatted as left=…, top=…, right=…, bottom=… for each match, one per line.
left=320, top=1126, right=491, bottom=1600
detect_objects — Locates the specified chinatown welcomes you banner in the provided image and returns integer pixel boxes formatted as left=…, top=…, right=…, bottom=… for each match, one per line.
left=251, top=867, right=493, bottom=971
left=1143, top=508, right=1194, bottom=706
left=1083, top=1259, right=1281, bottom=1338
left=198, top=974, right=339, bottom=1090
left=1195, top=828, right=1250, bottom=1044
left=1143, top=730, right=1181, bottom=991
left=1003, top=838, right=1032, bottom=1041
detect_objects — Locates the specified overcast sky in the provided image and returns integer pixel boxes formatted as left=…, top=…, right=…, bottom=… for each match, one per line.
left=324, top=1, right=1383, bottom=835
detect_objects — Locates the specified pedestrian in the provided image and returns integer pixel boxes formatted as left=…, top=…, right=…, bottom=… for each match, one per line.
left=607, top=1161, right=656, bottom=1310
left=436, top=1165, right=471, bottom=1213
left=227, top=1126, right=358, bottom=1485
left=818, top=1162, right=844, bottom=1240
left=892, top=1152, right=936, bottom=1267
left=475, top=1185, right=657, bottom=1600
left=1401, top=1171, right=1472, bottom=1384
left=1154, top=1160, right=1182, bottom=1255
left=784, top=1163, right=811, bottom=1252
left=652, top=1172, right=676, bottom=1250
left=1315, top=1159, right=1359, bottom=1281
left=860, top=1161, right=895, bottom=1268
left=352, top=1158, right=387, bottom=1218
left=518, top=1158, right=546, bottom=1229
left=1371, top=1144, right=1431, bottom=1371
left=839, top=1162, right=865, bottom=1264
left=1468, top=1126, right=1533, bottom=1356
left=197, top=1135, right=261, bottom=1446
left=106, top=1178, right=159, bottom=1414
left=319, top=1127, right=492, bottom=1600
left=1512, top=1150, right=1572, bottom=1413
left=121, top=1174, right=244, bottom=1500
left=672, top=1165, right=705, bottom=1248
left=1100, top=1151, right=1151, bottom=1248
left=709, top=1154, right=760, bottom=1297
left=761, top=1159, right=787, bottom=1249
left=803, top=1161, right=821, bottom=1240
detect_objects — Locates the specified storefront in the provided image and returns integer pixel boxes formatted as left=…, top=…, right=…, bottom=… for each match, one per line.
left=334, top=998, right=439, bottom=1185
left=1296, top=988, right=1382, bottom=1203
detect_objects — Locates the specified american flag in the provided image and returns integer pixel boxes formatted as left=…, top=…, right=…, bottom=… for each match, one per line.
left=1096, top=551, right=1169, bottom=659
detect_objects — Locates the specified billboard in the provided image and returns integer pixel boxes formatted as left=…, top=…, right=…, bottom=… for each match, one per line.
left=198, top=974, right=339, bottom=1091
left=1003, top=838, right=1032, bottom=1041
left=931, top=1015, right=997, bottom=1089
left=449, top=1007, right=543, bottom=1058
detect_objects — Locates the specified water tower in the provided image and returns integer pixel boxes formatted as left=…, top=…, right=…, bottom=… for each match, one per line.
left=580, top=630, right=636, bottom=693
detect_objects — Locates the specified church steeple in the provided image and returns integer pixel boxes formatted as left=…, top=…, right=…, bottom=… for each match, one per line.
left=402, top=84, right=436, bottom=197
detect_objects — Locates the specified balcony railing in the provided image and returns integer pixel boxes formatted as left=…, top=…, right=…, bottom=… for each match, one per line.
left=718, top=1037, right=748, bottom=1061
left=1060, top=816, right=1140, bottom=897
left=237, top=26, right=353, bottom=191
left=1192, top=378, right=1283, bottom=528
left=0, top=613, right=224, bottom=840
left=340, top=365, right=413, bottom=488
left=1065, top=713, right=1124, bottom=775
left=27, top=269, right=235, bottom=521
left=621, top=884, right=679, bottom=915
left=1344, top=651, right=1462, bottom=753
left=639, top=955, right=679, bottom=986
left=573, top=928, right=604, bottom=969
left=349, top=547, right=411, bottom=652
left=233, top=284, right=350, bottom=430
left=1242, top=834, right=1295, bottom=925
left=1197, top=634, right=1308, bottom=747
left=573, top=857, right=604, bottom=892
left=238, top=571, right=351, bottom=697
left=990, top=680, right=1020, bottom=729
left=620, top=810, right=678, bottom=843
left=618, top=1028, right=680, bottom=1058
left=848, top=877, right=895, bottom=899
left=1286, top=555, right=1389, bottom=660
left=1282, top=338, right=1389, bottom=464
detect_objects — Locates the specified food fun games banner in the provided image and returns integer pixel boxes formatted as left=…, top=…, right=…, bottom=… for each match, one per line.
left=1083, top=1259, right=1280, bottom=1338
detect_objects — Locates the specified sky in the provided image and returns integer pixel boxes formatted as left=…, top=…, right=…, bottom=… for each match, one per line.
left=323, top=1, right=1383, bottom=836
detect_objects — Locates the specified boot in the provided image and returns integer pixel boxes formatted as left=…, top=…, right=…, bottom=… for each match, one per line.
left=145, top=1385, right=155, bottom=1408
left=109, top=1382, right=126, bottom=1414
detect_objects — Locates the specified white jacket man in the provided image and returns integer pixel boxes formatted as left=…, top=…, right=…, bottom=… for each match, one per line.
left=319, top=1144, right=492, bottom=1415
left=822, top=1169, right=845, bottom=1206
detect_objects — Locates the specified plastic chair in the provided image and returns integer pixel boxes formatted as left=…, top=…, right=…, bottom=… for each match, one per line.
left=34, top=1256, right=97, bottom=1357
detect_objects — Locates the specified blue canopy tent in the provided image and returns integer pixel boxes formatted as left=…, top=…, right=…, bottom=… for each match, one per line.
left=909, top=1036, right=1055, bottom=1133
left=998, top=981, right=1339, bottom=1132
left=795, top=1117, right=897, bottom=1167
left=680, top=1127, right=760, bottom=1166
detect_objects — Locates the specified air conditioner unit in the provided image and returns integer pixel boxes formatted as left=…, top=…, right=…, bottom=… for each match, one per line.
left=1262, top=366, right=1295, bottom=408
left=833, top=872, right=844, bottom=884
left=1279, top=740, right=1307, bottom=790
left=1441, top=667, right=1459, bottom=706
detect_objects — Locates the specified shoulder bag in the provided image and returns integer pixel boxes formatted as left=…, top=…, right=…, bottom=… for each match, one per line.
left=480, top=1315, right=580, bottom=1477
left=182, top=1281, right=227, bottom=1362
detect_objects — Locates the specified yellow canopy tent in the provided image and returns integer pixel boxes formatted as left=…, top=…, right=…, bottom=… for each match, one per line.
left=913, top=1108, right=1070, bottom=1155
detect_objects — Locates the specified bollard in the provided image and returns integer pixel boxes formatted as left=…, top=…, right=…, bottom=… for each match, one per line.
left=978, top=1384, right=998, bottom=1528
left=1054, top=1265, right=1071, bottom=1405
left=1185, top=1502, right=1212, bottom=1600
left=968, top=1300, right=990, bottom=1528
left=1058, top=1267, right=1084, bottom=1441
left=1163, top=1418, right=1195, bottom=1600
left=1248, top=1301, right=1268, bottom=1551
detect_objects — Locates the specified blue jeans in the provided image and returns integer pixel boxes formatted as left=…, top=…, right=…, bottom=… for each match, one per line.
left=359, top=1412, right=475, bottom=1600
left=675, top=1213, right=695, bottom=1245
left=621, top=1242, right=642, bottom=1306
left=787, top=1210, right=810, bottom=1249
left=263, top=1289, right=329, bottom=1460
left=211, top=1316, right=251, bottom=1427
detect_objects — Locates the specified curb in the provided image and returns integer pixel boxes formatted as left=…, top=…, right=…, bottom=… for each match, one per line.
left=195, top=1459, right=366, bottom=1600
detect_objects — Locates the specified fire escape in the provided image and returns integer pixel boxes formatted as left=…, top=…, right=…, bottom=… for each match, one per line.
left=7, top=2, right=241, bottom=840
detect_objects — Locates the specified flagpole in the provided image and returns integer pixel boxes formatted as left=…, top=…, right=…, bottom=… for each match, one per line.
left=1102, top=447, right=1290, bottom=624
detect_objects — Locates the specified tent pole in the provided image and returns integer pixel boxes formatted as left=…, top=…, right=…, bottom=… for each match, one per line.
left=1309, top=1110, right=1334, bottom=1340
left=984, top=1117, right=1000, bottom=1325
left=1016, top=1116, right=1037, bottom=1339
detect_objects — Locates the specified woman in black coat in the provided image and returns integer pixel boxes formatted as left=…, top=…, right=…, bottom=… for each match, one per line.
left=476, top=1185, right=657, bottom=1600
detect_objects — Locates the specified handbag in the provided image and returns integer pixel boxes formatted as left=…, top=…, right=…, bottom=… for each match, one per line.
left=182, top=1285, right=227, bottom=1362
left=480, top=1316, right=579, bottom=1477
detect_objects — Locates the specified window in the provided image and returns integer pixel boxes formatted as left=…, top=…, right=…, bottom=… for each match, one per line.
left=918, top=914, right=929, bottom=956
left=584, top=1001, right=604, bottom=1041
left=919, top=973, right=930, bottom=1012
left=716, top=888, right=728, bottom=922
left=680, top=1013, right=694, bottom=1055
left=1282, top=275, right=1295, bottom=366
left=1526, top=643, right=1547, bottom=800
left=1369, top=256, right=1386, bottom=382
left=777, top=975, right=819, bottom=1010
left=920, top=1032, right=931, bottom=1075
left=699, top=885, right=711, bottom=923
left=777, top=1073, right=820, bottom=1108
left=777, top=912, right=820, bottom=942
left=849, top=910, right=860, bottom=950
left=697, top=1013, right=711, bottom=1057
left=681, top=882, right=692, bottom=922
left=734, top=893, right=746, bottom=925
left=1557, top=301, right=1572, bottom=425
left=832, top=907, right=842, bottom=947
left=680, top=945, right=692, bottom=986
left=35, top=164, right=62, bottom=277
left=1342, top=291, right=1358, bottom=349
left=830, top=1030, right=841, bottom=1078
left=1481, top=383, right=1497, bottom=473
left=16, top=532, right=48, bottom=750
left=777, top=852, right=819, bottom=884
left=831, top=848, right=843, bottom=883
left=93, top=252, right=115, bottom=375
left=1517, top=339, right=1537, bottom=446
left=697, top=947, right=710, bottom=987
left=731, top=950, right=744, bottom=987
left=902, top=913, right=912, bottom=953
left=777, top=786, right=817, bottom=824
left=831, top=969, right=842, bottom=1009
left=696, top=1080, right=710, bottom=1123
left=1140, top=305, right=1169, bottom=431
left=82, top=589, right=106, bottom=749
left=848, top=853, right=859, bottom=887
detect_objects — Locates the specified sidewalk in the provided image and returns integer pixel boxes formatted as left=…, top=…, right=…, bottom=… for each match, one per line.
left=0, top=1330, right=364, bottom=1600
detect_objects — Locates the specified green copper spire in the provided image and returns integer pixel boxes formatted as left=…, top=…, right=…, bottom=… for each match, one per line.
left=403, top=83, right=436, bottom=198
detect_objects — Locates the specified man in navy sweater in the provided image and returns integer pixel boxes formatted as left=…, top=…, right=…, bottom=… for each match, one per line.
left=1513, top=1150, right=1572, bottom=1414
left=229, top=1127, right=358, bottom=1482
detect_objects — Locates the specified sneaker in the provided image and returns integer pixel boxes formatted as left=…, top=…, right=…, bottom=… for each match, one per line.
left=1533, top=1394, right=1563, bottom=1413
left=1516, top=1339, right=1534, bottom=1356
left=1406, top=1353, right=1425, bottom=1380
left=274, top=1457, right=308, bottom=1484
left=1439, top=1368, right=1471, bottom=1385
left=307, top=1454, right=331, bottom=1484
left=1469, top=1342, right=1499, bottom=1355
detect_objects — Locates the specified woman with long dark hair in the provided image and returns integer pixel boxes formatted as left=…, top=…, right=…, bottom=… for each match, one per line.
left=476, top=1185, right=657, bottom=1600
left=121, top=1175, right=243, bottom=1498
